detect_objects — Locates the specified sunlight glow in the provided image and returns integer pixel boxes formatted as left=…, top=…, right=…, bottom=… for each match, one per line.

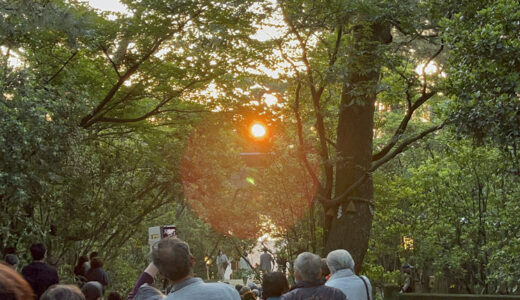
left=86, top=0, right=130, bottom=15
left=415, top=61, right=438, bottom=75
left=262, top=93, right=278, bottom=106
left=251, top=123, right=267, bottom=138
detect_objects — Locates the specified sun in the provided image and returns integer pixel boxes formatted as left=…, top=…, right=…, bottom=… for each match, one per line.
left=251, top=123, right=267, bottom=138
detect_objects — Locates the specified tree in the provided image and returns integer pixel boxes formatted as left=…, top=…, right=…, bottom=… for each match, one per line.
left=270, top=0, right=447, bottom=269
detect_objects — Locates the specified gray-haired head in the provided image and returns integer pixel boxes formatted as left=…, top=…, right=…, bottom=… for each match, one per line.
left=152, top=238, right=192, bottom=282
left=134, top=284, right=165, bottom=300
left=326, top=249, right=355, bottom=274
left=294, top=252, right=322, bottom=281
left=81, top=281, right=103, bottom=300
left=42, top=285, right=85, bottom=300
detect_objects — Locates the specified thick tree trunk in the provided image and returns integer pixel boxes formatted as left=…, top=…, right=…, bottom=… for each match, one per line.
left=324, top=78, right=376, bottom=272
left=324, top=22, right=391, bottom=273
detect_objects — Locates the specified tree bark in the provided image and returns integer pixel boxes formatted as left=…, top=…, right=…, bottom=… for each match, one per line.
left=324, top=22, right=391, bottom=273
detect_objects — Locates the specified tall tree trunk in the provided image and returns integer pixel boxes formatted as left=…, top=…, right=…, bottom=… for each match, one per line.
left=324, top=22, right=391, bottom=273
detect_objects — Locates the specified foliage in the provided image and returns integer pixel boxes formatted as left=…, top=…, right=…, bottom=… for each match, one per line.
left=444, top=0, right=520, bottom=144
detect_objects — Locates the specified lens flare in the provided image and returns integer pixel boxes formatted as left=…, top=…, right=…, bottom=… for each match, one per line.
left=181, top=115, right=319, bottom=239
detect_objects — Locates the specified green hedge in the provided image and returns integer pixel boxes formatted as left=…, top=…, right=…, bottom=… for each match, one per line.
left=398, top=294, right=520, bottom=300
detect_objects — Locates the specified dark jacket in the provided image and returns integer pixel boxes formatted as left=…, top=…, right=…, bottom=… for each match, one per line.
left=281, top=280, right=348, bottom=300
left=85, top=267, right=110, bottom=286
left=22, top=261, right=59, bottom=299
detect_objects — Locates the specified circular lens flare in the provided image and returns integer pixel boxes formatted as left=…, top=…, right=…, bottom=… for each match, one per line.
left=251, top=123, right=267, bottom=138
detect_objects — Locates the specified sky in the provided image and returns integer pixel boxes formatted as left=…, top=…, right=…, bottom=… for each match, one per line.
left=87, top=0, right=128, bottom=13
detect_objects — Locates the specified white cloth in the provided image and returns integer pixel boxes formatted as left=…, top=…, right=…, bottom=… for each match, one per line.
left=224, top=263, right=232, bottom=280
left=325, top=268, right=372, bottom=300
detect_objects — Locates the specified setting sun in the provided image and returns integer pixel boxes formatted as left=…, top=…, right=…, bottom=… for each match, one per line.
left=251, top=123, right=267, bottom=138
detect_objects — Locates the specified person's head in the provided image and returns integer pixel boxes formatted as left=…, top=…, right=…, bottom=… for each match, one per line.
left=321, top=258, right=330, bottom=279
left=326, top=249, right=355, bottom=274
left=247, top=282, right=257, bottom=290
left=133, top=284, right=164, bottom=300
left=235, top=284, right=243, bottom=293
left=151, top=238, right=193, bottom=282
left=90, top=257, right=104, bottom=269
left=41, top=285, right=85, bottom=300
left=262, top=272, right=289, bottom=299
left=4, top=254, right=19, bottom=269
left=81, top=281, right=103, bottom=300
left=243, top=252, right=248, bottom=257
left=77, top=255, right=89, bottom=266
left=293, top=252, right=322, bottom=282
left=30, top=243, right=46, bottom=261
left=107, top=292, right=122, bottom=300
left=401, top=263, right=412, bottom=274
left=89, top=252, right=98, bottom=260
left=0, top=263, right=35, bottom=300
left=239, top=286, right=250, bottom=295
left=218, top=249, right=222, bottom=255
left=242, top=291, right=257, bottom=300
left=263, top=248, right=268, bottom=253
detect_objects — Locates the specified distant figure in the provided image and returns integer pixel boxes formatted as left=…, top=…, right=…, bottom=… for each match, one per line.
left=400, top=264, right=415, bottom=293
left=41, top=285, right=85, bottom=300
left=152, top=238, right=240, bottom=299
left=82, top=281, right=103, bottom=300
left=22, top=243, right=59, bottom=299
left=262, top=272, right=289, bottom=300
left=281, top=252, right=346, bottom=300
left=0, top=262, right=35, bottom=299
left=260, top=248, right=274, bottom=273
left=216, top=250, right=230, bottom=281
left=5, top=254, right=19, bottom=270
left=239, top=252, right=252, bottom=285
left=85, top=257, right=109, bottom=288
left=84, top=252, right=98, bottom=271
left=74, top=255, right=90, bottom=280
left=326, top=249, right=372, bottom=300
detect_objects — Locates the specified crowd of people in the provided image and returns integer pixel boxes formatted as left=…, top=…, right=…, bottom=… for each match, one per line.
left=0, top=238, right=374, bottom=300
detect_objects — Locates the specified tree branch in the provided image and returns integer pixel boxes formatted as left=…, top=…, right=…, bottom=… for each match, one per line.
left=325, top=122, right=445, bottom=207
left=80, top=37, right=165, bottom=128
left=46, top=51, right=78, bottom=84
left=101, top=46, right=121, bottom=78
left=293, top=81, right=322, bottom=190
left=372, top=90, right=436, bottom=161
left=93, top=80, right=203, bottom=124
left=422, top=44, right=444, bottom=95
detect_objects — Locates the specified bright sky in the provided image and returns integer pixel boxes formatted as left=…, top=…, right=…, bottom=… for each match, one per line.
left=86, top=0, right=128, bottom=13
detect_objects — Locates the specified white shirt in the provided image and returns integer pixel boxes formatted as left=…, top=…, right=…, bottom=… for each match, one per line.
left=325, top=268, right=372, bottom=300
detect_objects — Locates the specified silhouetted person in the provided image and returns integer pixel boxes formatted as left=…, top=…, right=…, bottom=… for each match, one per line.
left=262, top=272, right=289, bottom=300
left=74, top=255, right=89, bottom=281
left=22, top=243, right=59, bottom=299
left=260, top=248, right=274, bottom=273
left=85, top=257, right=109, bottom=288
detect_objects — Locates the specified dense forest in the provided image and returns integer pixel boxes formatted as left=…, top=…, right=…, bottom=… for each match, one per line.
left=1, top=0, right=519, bottom=296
